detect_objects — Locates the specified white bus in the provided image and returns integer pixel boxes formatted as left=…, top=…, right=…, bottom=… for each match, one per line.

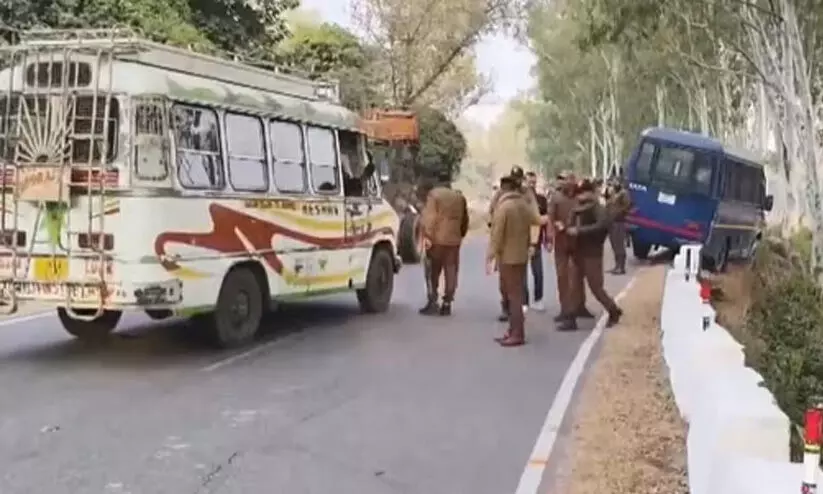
left=0, top=29, right=401, bottom=347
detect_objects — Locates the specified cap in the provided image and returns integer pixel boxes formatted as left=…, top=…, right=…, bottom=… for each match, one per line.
left=510, top=166, right=525, bottom=179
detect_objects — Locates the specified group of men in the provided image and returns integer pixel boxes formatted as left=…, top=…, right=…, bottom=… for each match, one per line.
left=416, top=166, right=632, bottom=348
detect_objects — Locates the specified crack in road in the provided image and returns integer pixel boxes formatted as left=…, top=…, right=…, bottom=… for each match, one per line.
left=197, top=451, right=240, bottom=492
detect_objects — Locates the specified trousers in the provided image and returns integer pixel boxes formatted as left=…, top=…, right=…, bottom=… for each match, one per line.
left=609, top=221, right=627, bottom=269
left=555, top=248, right=586, bottom=315
left=427, top=245, right=460, bottom=302
left=499, top=263, right=527, bottom=339
left=523, top=249, right=544, bottom=303
left=570, top=250, right=618, bottom=313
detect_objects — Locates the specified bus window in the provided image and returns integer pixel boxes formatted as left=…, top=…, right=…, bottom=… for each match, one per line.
left=225, top=113, right=268, bottom=192
left=653, top=146, right=695, bottom=188
left=171, top=104, right=224, bottom=190
left=306, top=126, right=339, bottom=193
left=635, top=142, right=654, bottom=181
left=270, top=120, right=307, bottom=193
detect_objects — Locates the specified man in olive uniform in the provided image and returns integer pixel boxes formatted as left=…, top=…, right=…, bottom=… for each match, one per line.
left=604, top=177, right=632, bottom=274
left=486, top=174, right=532, bottom=347
left=419, top=169, right=470, bottom=316
left=488, top=166, right=547, bottom=321
left=546, top=171, right=593, bottom=324
left=558, top=179, right=623, bottom=331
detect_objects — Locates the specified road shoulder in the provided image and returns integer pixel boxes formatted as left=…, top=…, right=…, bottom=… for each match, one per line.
left=549, top=266, right=688, bottom=493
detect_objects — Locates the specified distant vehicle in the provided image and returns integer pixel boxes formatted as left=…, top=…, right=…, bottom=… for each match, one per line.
left=624, top=127, right=773, bottom=271
left=0, top=28, right=401, bottom=347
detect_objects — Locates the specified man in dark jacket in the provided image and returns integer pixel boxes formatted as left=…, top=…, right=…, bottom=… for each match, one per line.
left=557, top=179, right=623, bottom=331
left=604, top=177, right=632, bottom=274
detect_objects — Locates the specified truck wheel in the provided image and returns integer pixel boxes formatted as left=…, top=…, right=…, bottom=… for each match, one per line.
left=208, top=267, right=263, bottom=348
left=357, top=248, right=394, bottom=313
left=398, top=213, right=421, bottom=264
left=57, top=307, right=121, bottom=341
left=632, top=240, right=651, bottom=260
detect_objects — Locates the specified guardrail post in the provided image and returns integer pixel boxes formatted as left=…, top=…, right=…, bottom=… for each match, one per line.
left=802, top=398, right=823, bottom=493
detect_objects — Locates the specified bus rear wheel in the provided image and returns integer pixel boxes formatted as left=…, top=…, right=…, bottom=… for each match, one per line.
left=57, top=307, right=122, bottom=341
left=208, top=267, right=264, bottom=348
left=632, top=240, right=651, bottom=260
left=357, top=247, right=394, bottom=313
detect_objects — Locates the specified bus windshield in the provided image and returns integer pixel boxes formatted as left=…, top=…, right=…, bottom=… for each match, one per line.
left=634, top=141, right=713, bottom=195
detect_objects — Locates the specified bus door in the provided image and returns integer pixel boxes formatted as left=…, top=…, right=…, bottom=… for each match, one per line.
left=340, top=131, right=372, bottom=285
left=628, top=140, right=717, bottom=248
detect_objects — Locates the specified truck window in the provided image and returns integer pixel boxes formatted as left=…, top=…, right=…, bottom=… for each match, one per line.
left=270, top=120, right=307, bottom=193
left=225, top=112, right=268, bottom=192
left=634, top=142, right=654, bottom=182
left=306, top=126, right=339, bottom=193
left=171, top=104, right=224, bottom=190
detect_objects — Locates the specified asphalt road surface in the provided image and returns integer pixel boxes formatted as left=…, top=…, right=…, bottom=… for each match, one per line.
left=0, top=237, right=635, bottom=494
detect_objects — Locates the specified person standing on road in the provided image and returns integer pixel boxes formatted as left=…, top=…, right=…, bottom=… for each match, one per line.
left=523, top=171, right=549, bottom=311
left=547, top=171, right=593, bottom=325
left=486, top=174, right=532, bottom=347
left=557, top=179, right=623, bottom=331
left=604, top=177, right=632, bottom=274
left=419, top=169, right=470, bottom=316
left=488, top=166, right=547, bottom=321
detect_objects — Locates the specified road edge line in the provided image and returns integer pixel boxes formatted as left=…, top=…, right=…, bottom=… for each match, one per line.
left=513, top=273, right=639, bottom=494
left=0, top=310, right=52, bottom=327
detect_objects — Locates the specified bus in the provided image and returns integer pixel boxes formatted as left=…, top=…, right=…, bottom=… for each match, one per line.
left=0, top=29, right=401, bottom=347
left=624, top=127, right=773, bottom=271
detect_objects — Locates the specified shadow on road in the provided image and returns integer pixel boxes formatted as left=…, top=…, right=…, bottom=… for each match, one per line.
left=0, top=297, right=369, bottom=368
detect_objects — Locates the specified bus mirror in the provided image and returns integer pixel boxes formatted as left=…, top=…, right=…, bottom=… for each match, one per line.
left=764, top=194, right=774, bottom=211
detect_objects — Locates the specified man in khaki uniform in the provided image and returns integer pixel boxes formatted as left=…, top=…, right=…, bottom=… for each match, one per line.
left=488, top=166, right=547, bottom=320
left=486, top=174, right=532, bottom=347
left=604, top=177, right=632, bottom=274
left=559, top=179, right=623, bottom=330
left=547, top=171, right=593, bottom=324
left=419, top=170, right=470, bottom=316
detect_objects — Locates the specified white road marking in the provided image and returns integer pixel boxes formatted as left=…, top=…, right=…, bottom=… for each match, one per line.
left=200, top=339, right=283, bottom=372
left=0, top=310, right=52, bottom=327
left=514, top=274, right=638, bottom=494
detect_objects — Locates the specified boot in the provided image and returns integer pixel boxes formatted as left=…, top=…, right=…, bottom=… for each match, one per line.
left=553, top=312, right=571, bottom=322
left=439, top=300, right=452, bottom=316
left=419, top=300, right=439, bottom=315
left=606, top=308, right=623, bottom=328
left=557, top=318, right=578, bottom=331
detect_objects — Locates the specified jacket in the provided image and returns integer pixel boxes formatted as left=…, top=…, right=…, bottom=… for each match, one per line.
left=487, top=190, right=532, bottom=265
left=567, top=191, right=610, bottom=256
left=421, top=185, right=469, bottom=247
left=489, top=186, right=541, bottom=244
left=547, top=188, right=577, bottom=253
left=605, top=187, right=632, bottom=222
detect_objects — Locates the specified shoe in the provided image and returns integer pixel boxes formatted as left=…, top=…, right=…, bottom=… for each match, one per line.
left=418, top=301, right=439, bottom=315
left=439, top=302, right=452, bottom=316
left=497, top=335, right=525, bottom=347
left=522, top=305, right=529, bottom=314
left=557, top=319, right=578, bottom=331
left=609, top=267, right=626, bottom=275
left=497, top=313, right=509, bottom=322
left=606, top=308, right=623, bottom=328
left=494, top=330, right=512, bottom=343
left=575, top=307, right=595, bottom=319
left=531, top=300, right=546, bottom=312
left=553, top=312, right=570, bottom=322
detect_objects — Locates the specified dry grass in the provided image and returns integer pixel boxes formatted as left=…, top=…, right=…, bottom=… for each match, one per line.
left=709, top=265, right=752, bottom=341
left=556, top=266, right=688, bottom=494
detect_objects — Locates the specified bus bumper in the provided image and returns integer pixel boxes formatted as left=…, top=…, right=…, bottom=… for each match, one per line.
left=0, top=278, right=184, bottom=310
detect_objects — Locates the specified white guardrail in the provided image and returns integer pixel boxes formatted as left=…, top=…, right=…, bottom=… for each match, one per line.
left=662, top=244, right=822, bottom=494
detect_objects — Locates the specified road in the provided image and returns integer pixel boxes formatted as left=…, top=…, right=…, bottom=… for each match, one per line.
left=0, top=238, right=634, bottom=494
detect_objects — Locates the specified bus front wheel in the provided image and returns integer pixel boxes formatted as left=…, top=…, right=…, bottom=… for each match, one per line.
left=357, top=247, right=395, bottom=313
left=208, top=266, right=264, bottom=348
left=57, top=307, right=122, bottom=341
left=632, top=240, right=652, bottom=260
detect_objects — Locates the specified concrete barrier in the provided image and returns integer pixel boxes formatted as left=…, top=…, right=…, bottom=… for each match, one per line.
left=661, top=245, right=819, bottom=493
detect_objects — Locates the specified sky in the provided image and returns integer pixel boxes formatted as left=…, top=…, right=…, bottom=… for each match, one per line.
left=298, top=0, right=536, bottom=127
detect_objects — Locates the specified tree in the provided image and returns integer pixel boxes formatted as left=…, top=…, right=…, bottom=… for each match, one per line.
left=351, top=0, right=525, bottom=115
left=416, top=107, right=467, bottom=182
left=275, top=20, right=383, bottom=110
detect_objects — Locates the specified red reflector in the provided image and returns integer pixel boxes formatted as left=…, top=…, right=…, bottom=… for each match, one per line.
left=806, top=408, right=823, bottom=445
left=78, top=233, right=114, bottom=250
left=685, top=221, right=701, bottom=230
left=699, top=280, right=711, bottom=303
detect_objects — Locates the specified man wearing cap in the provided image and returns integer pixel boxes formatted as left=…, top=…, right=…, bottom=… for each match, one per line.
left=488, top=166, right=547, bottom=320
left=559, top=179, right=623, bottom=330
left=604, top=176, right=632, bottom=274
left=486, top=173, right=532, bottom=346
left=419, top=169, right=470, bottom=316
left=547, top=171, right=593, bottom=324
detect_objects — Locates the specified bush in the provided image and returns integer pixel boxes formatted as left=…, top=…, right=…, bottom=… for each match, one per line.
left=741, top=234, right=823, bottom=460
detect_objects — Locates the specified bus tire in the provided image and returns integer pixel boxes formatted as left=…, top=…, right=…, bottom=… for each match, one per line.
left=357, top=247, right=395, bottom=313
left=209, top=266, right=264, bottom=348
left=145, top=309, right=173, bottom=320
left=632, top=240, right=651, bottom=260
left=57, top=307, right=121, bottom=341
left=398, top=213, right=421, bottom=264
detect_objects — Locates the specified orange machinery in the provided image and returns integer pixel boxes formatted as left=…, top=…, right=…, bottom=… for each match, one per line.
left=359, top=109, right=419, bottom=143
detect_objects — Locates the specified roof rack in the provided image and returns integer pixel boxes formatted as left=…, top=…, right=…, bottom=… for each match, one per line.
left=2, top=28, right=341, bottom=104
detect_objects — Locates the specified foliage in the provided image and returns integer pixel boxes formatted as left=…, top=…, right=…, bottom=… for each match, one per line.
left=416, top=107, right=467, bottom=183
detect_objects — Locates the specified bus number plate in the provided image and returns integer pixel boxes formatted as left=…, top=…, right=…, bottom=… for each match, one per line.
left=657, top=192, right=676, bottom=205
